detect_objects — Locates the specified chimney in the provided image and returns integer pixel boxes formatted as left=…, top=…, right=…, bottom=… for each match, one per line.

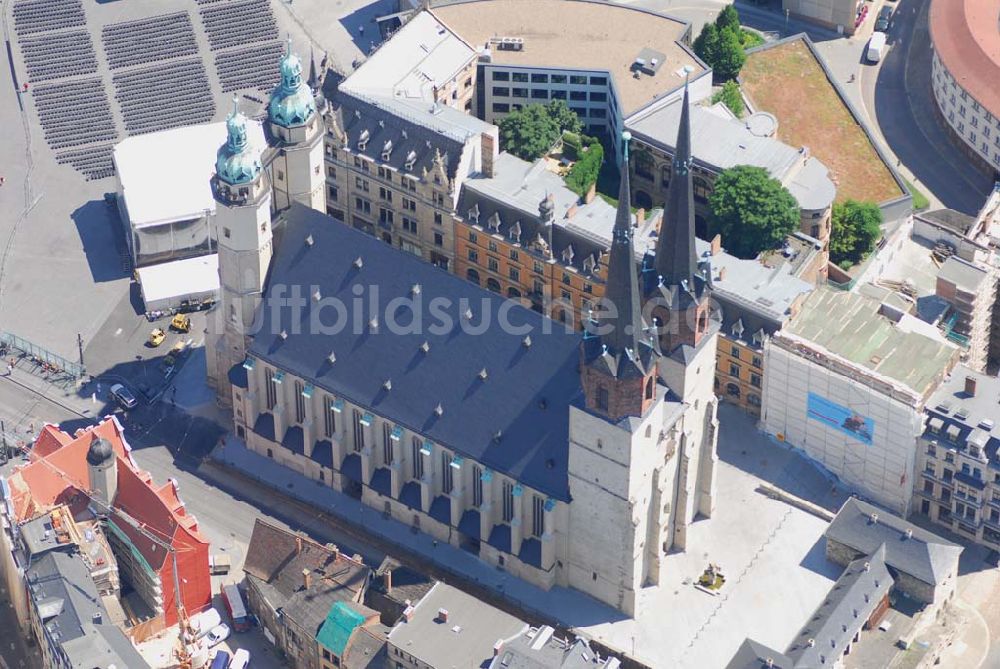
left=481, top=132, right=496, bottom=178
left=710, top=234, right=722, bottom=256
left=383, top=569, right=392, bottom=593
left=635, top=208, right=646, bottom=227
left=436, top=608, right=449, bottom=623
left=566, top=204, right=578, bottom=219
left=718, top=266, right=727, bottom=281
left=302, top=568, right=312, bottom=591
left=869, top=513, right=878, bottom=525
left=807, top=639, right=815, bottom=648
left=296, top=536, right=303, bottom=554
left=493, top=640, right=504, bottom=657
left=92, top=611, right=102, bottom=625
left=766, top=659, right=774, bottom=669
left=905, top=528, right=913, bottom=539
left=965, top=376, right=977, bottom=397
left=863, top=562, right=870, bottom=572
left=402, top=605, right=415, bottom=622
left=584, top=182, right=596, bottom=204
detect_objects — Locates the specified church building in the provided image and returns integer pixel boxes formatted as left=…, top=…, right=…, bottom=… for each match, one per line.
left=206, top=39, right=719, bottom=615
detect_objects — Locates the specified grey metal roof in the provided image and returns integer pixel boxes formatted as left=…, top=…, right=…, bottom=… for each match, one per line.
left=330, top=89, right=489, bottom=181
left=786, top=545, right=893, bottom=667
left=26, top=552, right=149, bottom=669
left=725, top=639, right=794, bottom=669
left=938, top=256, right=987, bottom=293
left=825, top=498, right=963, bottom=586
left=249, top=204, right=584, bottom=501
left=626, top=96, right=835, bottom=211
left=387, top=582, right=527, bottom=667
left=924, top=365, right=1000, bottom=465
left=20, top=513, right=66, bottom=557
left=491, top=627, right=609, bottom=668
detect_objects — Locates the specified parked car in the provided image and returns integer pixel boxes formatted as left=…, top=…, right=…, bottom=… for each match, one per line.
left=110, top=383, right=138, bottom=409
left=206, top=623, right=231, bottom=648
left=229, top=649, right=251, bottom=669
left=209, top=651, right=230, bottom=669
left=867, top=32, right=887, bottom=63
left=875, top=5, right=892, bottom=31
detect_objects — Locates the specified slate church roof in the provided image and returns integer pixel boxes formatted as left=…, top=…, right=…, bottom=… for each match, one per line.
left=249, top=204, right=583, bottom=500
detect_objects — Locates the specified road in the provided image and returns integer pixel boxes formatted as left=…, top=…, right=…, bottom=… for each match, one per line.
left=862, top=0, right=993, bottom=214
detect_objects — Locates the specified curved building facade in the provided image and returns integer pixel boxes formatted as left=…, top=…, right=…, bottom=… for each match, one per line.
left=929, top=0, right=1000, bottom=174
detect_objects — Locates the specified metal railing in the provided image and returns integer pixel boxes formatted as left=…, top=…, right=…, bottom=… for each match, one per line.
left=0, top=331, right=84, bottom=378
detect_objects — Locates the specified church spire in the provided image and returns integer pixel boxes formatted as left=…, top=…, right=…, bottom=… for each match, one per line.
left=653, top=81, right=698, bottom=290
left=598, top=131, right=645, bottom=358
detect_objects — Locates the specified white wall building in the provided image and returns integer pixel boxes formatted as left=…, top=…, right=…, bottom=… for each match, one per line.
left=761, top=289, right=959, bottom=515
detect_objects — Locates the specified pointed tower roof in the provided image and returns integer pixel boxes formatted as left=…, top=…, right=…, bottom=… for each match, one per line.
left=586, top=132, right=658, bottom=379
left=269, top=35, right=317, bottom=128
left=216, top=95, right=262, bottom=185
left=653, top=81, right=698, bottom=291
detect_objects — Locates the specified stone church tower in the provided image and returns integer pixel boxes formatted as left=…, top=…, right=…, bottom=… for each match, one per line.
left=566, top=114, right=719, bottom=616
left=205, top=97, right=273, bottom=404
left=267, top=38, right=325, bottom=212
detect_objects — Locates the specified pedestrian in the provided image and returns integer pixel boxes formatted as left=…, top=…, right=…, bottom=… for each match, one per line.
left=6, top=364, right=11, bottom=376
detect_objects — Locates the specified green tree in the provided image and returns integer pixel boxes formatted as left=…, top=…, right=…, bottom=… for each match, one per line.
left=711, top=80, right=744, bottom=117
left=564, top=140, right=604, bottom=196
left=498, top=101, right=581, bottom=161
left=708, top=165, right=800, bottom=258
left=544, top=100, right=583, bottom=136
left=693, top=23, right=721, bottom=68
left=829, top=200, right=883, bottom=267
left=716, top=4, right=741, bottom=34
left=712, top=27, right=746, bottom=81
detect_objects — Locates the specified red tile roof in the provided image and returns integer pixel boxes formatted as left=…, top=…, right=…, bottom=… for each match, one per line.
left=4, top=417, right=211, bottom=625
left=929, top=0, right=1000, bottom=118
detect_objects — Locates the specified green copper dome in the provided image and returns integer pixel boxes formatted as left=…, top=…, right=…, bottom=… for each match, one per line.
left=269, top=37, right=316, bottom=128
left=216, top=96, right=262, bottom=185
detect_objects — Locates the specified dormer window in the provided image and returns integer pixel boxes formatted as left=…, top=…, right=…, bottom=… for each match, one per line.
left=487, top=212, right=501, bottom=232
left=752, top=329, right=765, bottom=346
left=468, top=203, right=480, bottom=224
left=509, top=220, right=522, bottom=244
left=404, top=150, right=417, bottom=171
left=731, top=318, right=745, bottom=338
left=358, top=129, right=370, bottom=151
left=381, top=140, right=393, bottom=160
left=583, top=254, right=596, bottom=274
left=561, top=244, right=575, bottom=265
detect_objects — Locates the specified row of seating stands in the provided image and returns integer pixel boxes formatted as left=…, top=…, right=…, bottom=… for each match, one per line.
left=101, top=12, right=198, bottom=70
left=113, top=58, right=216, bottom=136
left=19, top=30, right=97, bottom=82
left=13, top=0, right=84, bottom=36
left=200, top=0, right=278, bottom=51
left=217, top=41, right=284, bottom=93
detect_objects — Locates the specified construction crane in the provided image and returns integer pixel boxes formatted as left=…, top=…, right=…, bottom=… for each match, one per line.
left=10, top=432, right=201, bottom=667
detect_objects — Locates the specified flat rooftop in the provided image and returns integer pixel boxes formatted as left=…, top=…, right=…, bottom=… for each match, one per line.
left=432, top=0, right=703, bottom=115
left=342, top=10, right=476, bottom=101
left=781, top=288, right=958, bottom=397
left=387, top=581, right=528, bottom=666
left=114, top=120, right=266, bottom=227
left=741, top=37, right=905, bottom=205
left=927, top=364, right=1000, bottom=434
left=938, top=256, right=987, bottom=293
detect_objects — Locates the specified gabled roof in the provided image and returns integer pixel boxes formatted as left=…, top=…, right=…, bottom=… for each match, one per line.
left=250, top=204, right=583, bottom=500
left=786, top=545, right=893, bottom=666
left=244, top=519, right=370, bottom=638
left=826, top=498, right=963, bottom=586
left=724, top=639, right=793, bottom=669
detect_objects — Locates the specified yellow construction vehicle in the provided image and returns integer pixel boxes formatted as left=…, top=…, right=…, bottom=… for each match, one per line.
left=170, top=314, right=191, bottom=333
left=148, top=328, right=166, bottom=347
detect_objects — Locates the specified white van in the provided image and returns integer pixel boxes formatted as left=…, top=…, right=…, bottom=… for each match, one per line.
left=867, top=32, right=887, bottom=63
left=228, top=649, right=250, bottom=669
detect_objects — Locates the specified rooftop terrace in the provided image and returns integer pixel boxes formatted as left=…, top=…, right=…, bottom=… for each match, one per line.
left=432, top=0, right=703, bottom=116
